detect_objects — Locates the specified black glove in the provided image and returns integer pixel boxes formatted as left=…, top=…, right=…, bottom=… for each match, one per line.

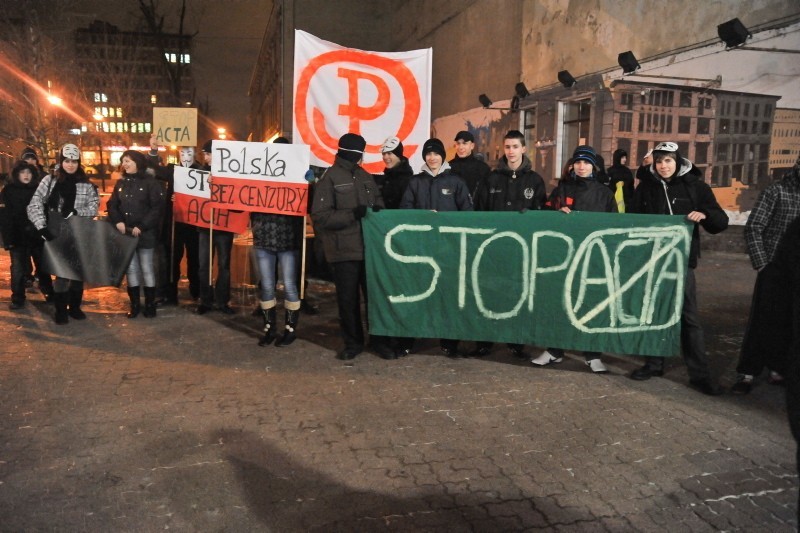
left=353, top=205, right=368, bottom=219
left=371, top=205, right=383, bottom=213
left=38, top=227, right=56, bottom=241
left=519, top=207, right=528, bottom=214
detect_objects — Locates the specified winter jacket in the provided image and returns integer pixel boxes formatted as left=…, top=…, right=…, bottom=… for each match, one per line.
left=251, top=212, right=303, bottom=252
left=399, top=162, right=473, bottom=211
left=607, top=149, right=634, bottom=212
left=375, top=158, right=413, bottom=209
left=631, top=160, right=728, bottom=268
left=27, top=172, right=99, bottom=231
left=546, top=173, right=617, bottom=214
left=744, top=166, right=800, bottom=270
left=311, top=156, right=384, bottom=263
left=474, top=155, right=546, bottom=211
left=107, top=170, right=165, bottom=249
left=448, top=154, right=491, bottom=197
left=0, top=179, right=40, bottom=248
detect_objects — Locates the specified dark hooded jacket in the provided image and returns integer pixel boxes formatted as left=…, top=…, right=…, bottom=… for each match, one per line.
left=474, top=155, right=546, bottom=211
left=107, top=168, right=165, bottom=249
left=399, top=162, right=473, bottom=212
left=0, top=175, right=39, bottom=248
left=546, top=171, right=617, bottom=214
left=607, top=148, right=634, bottom=211
left=448, top=154, right=491, bottom=197
left=375, top=158, right=413, bottom=209
left=631, top=159, right=728, bottom=268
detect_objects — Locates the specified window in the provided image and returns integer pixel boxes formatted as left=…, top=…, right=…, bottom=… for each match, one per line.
left=744, top=103, right=750, bottom=116
left=761, top=122, right=771, bottom=135
left=151, top=94, right=157, bottom=104
left=716, top=143, right=729, bottom=162
left=621, top=93, right=634, bottom=110
left=617, top=138, right=631, bottom=156
left=678, top=116, right=691, bottom=134
left=618, top=112, right=633, bottom=132
left=718, top=119, right=729, bottom=134
left=697, top=118, right=710, bottom=135
left=735, top=102, right=741, bottom=115
left=523, top=107, right=537, bottom=148
left=560, top=99, right=592, bottom=169
left=680, top=92, right=692, bottom=107
left=695, top=142, right=709, bottom=164
left=764, top=104, right=772, bottom=118
left=677, top=142, right=689, bottom=156
left=93, top=92, right=107, bottom=103
left=636, top=140, right=649, bottom=163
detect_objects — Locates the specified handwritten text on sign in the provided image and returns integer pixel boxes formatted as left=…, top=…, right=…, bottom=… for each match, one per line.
left=363, top=210, right=693, bottom=357
left=208, top=140, right=311, bottom=216
left=152, top=107, right=198, bottom=147
left=173, top=166, right=249, bottom=233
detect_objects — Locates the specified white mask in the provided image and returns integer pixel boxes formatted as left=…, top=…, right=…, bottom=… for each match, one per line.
left=179, top=147, right=196, bottom=167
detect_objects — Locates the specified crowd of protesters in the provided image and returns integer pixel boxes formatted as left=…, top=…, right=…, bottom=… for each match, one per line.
left=3, top=132, right=800, bottom=400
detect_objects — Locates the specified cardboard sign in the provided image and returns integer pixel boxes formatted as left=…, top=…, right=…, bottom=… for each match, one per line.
left=173, top=166, right=249, bottom=233
left=152, top=107, right=198, bottom=147
left=208, top=140, right=311, bottom=216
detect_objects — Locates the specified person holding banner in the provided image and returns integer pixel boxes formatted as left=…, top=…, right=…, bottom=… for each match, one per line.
left=196, top=140, right=236, bottom=315
left=400, top=137, right=473, bottom=357
left=108, top=150, right=165, bottom=318
left=534, top=145, right=616, bottom=374
left=311, top=133, right=392, bottom=361
left=27, top=144, right=100, bottom=325
left=628, top=141, right=727, bottom=395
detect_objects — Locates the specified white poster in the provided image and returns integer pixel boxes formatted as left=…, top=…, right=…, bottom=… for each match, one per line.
left=293, top=30, right=432, bottom=174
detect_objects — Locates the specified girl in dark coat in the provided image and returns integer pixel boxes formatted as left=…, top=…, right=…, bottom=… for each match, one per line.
left=108, top=150, right=165, bottom=318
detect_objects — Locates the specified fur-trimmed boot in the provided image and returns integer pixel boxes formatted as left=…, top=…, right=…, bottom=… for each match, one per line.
left=127, top=286, right=141, bottom=318
left=143, top=287, right=157, bottom=318
left=258, top=300, right=277, bottom=346
left=276, top=301, right=300, bottom=347
left=67, top=286, right=86, bottom=319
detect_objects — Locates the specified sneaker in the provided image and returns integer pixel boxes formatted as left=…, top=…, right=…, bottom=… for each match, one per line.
left=731, top=374, right=753, bottom=395
left=586, top=359, right=609, bottom=374
left=768, top=371, right=785, bottom=386
left=530, top=350, right=563, bottom=366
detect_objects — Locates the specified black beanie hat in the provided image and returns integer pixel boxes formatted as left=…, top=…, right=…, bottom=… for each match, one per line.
left=337, top=133, right=366, bottom=163
left=422, top=138, right=446, bottom=160
left=572, top=145, right=597, bottom=168
left=202, top=139, right=213, bottom=153
left=454, top=130, right=474, bottom=143
left=21, top=147, right=38, bottom=161
left=273, top=136, right=290, bottom=144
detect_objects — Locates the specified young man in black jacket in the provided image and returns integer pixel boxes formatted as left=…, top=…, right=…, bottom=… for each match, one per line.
left=628, top=142, right=728, bottom=396
left=448, top=130, right=490, bottom=198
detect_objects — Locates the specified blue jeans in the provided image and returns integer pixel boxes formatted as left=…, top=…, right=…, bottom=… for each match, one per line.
left=126, top=248, right=156, bottom=287
left=254, top=248, right=299, bottom=303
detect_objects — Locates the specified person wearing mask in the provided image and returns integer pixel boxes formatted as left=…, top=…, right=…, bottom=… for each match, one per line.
left=0, top=161, right=54, bottom=308
left=448, top=130, right=490, bottom=198
left=472, top=129, right=546, bottom=358
left=731, top=155, right=800, bottom=394
left=311, top=133, right=392, bottom=360
left=27, top=144, right=99, bottom=324
left=532, top=145, right=616, bottom=374
left=108, top=150, right=165, bottom=319
left=628, top=142, right=728, bottom=396
left=607, top=148, right=634, bottom=212
left=400, top=137, right=473, bottom=357
left=376, top=136, right=413, bottom=210
left=196, top=140, right=236, bottom=315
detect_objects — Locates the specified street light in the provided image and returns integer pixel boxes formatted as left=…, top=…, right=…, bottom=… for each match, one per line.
left=47, top=94, right=63, bottom=106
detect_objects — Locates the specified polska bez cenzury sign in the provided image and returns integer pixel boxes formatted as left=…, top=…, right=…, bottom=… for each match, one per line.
left=292, top=30, right=431, bottom=173
left=363, top=210, right=693, bottom=357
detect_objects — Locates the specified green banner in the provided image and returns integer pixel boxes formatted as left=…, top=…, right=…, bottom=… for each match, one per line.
left=363, top=210, right=693, bottom=357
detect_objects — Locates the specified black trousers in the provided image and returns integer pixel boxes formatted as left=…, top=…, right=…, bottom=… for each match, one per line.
left=330, top=260, right=367, bottom=351
left=738, top=262, right=792, bottom=376
left=10, top=244, right=51, bottom=303
left=197, top=230, right=234, bottom=307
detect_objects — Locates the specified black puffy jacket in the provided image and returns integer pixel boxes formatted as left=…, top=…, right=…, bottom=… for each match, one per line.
left=107, top=170, right=165, bottom=249
left=474, top=155, right=546, bottom=211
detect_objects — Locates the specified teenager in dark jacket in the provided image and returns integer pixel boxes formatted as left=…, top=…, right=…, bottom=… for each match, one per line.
left=27, top=144, right=100, bottom=324
left=448, top=130, right=490, bottom=197
left=0, top=161, right=53, bottom=308
left=108, top=150, right=165, bottom=318
left=376, top=136, right=413, bottom=210
left=628, top=142, right=728, bottom=396
left=532, top=145, right=616, bottom=374
left=471, top=130, right=546, bottom=358
left=607, top=148, right=634, bottom=212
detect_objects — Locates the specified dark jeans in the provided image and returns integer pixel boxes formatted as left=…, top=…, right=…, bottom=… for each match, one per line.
left=644, top=269, right=711, bottom=380
left=10, top=244, right=51, bottom=303
left=163, top=222, right=199, bottom=298
left=330, top=260, right=367, bottom=351
left=197, top=230, right=234, bottom=307
left=737, top=263, right=792, bottom=376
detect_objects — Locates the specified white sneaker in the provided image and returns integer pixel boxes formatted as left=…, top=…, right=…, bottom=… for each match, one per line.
left=586, top=359, right=609, bottom=374
left=531, top=350, right=563, bottom=366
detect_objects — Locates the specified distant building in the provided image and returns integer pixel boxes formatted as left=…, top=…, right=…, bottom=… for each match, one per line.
left=770, top=108, right=800, bottom=179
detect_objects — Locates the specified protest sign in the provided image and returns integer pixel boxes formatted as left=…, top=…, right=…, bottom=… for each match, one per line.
left=363, top=210, right=693, bottom=357
left=152, top=107, right=198, bottom=146
left=42, top=215, right=138, bottom=287
left=173, top=166, right=250, bottom=233
left=207, top=140, right=310, bottom=216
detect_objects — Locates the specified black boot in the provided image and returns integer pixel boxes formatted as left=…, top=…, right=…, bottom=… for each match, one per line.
left=276, top=307, right=300, bottom=347
left=54, top=292, right=69, bottom=325
left=127, top=286, right=141, bottom=318
left=143, top=287, right=157, bottom=318
left=67, top=287, right=86, bottom=319
left=258, top=304, right=277, bottom=346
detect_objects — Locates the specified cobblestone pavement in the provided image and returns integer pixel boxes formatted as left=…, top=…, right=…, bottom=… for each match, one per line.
left=0, top=250, right=796, bottom=531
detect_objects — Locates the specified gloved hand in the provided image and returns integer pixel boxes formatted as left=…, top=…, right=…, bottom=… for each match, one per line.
left=38, top=227, right=56, bottom=241
left=519, top=207, right=528, bottom=214
left=353, top=205, right=368, bottom=219
left=304, top=169, right=315, bottom=182
left=371, top=205, right=383, bottom=213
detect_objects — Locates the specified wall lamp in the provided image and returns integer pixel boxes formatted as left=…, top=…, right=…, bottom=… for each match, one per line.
left=617, top=51, right=640, bottom=74
left=478, top=94, right=493, bottom=107
left=557, top=70, right=577, bottom=88
left=478, top=93, right=521, bottom=111
left=718, top=17, right=800, bottom=54
left=514, top=82, right=529, bottom=99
